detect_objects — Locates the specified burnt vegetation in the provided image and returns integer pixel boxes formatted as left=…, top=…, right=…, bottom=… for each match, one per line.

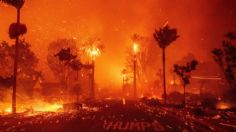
left=174, top=60, right=198, bottom=106
left=212, top=32, right=236, bottom=101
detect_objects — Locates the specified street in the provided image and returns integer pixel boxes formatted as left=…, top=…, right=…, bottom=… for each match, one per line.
left=1, top=99, right=236, bottom=132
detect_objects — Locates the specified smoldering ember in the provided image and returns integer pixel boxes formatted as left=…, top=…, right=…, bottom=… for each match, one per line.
left=0, top=0, right=236, bottom=132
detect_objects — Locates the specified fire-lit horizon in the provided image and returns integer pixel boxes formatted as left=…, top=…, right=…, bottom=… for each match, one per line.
left=1, top=0, right=236, bottom=88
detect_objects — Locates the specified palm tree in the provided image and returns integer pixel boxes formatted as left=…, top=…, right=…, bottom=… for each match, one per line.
left=174, top=60, right=198, bottom=107
left=55, top=48, right=77, bottom=102
left=1, top=0, right=26, bottom=114
left=153, top=24, right=179, bottom=104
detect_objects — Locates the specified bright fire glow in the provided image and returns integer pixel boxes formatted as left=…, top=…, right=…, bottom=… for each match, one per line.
left=32, top=102, right=63, bottom=112
left=122, top=98, right=126, bottom=105
left=86, top=46, right=101, bottom=60
left=0, top=103, right=13, bottom=114
left=0, top=100, right=63, bottom=114
left=216, top=102, right=232, bottom=110
left=140, top=93, right=144, bottom=98
left=4, top=108, right=11, bottom=113
left=133, top=42, right=139, bottom=54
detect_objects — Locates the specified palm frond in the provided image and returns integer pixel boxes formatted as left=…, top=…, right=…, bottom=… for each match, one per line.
left=9, top=23, right=27, bottom=39
left=153, top=25, right=179, bottom=48
left=1, top=0, right=24, bottom=9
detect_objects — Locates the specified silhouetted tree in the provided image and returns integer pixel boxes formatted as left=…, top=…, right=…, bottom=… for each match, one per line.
left=55, top=48, right=77, bottom=62
left=47, top=39, right=78, bottom=84
left=172, top=53, right=196, bottom=91
left=9, top=23, right=27, bottom=39
left=0, top=40, right=41, bottom=97
left=47, top=39, right=86, bottom=101
left=174, top=60, right=198, bottom=107
left=1, top=0, right=27, bottom=114
left=55, top=47, right=81, bottom=99
left=55, top=48, right=83, bottom=72
left=1, top=0, right=24, bottom=9
left=153, top=24, right=179, bottom=104
left=212, top=32, right=236, bottom=93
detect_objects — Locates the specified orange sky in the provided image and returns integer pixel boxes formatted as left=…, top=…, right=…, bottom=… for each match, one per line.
left=1, top=0, right=236, bottom=88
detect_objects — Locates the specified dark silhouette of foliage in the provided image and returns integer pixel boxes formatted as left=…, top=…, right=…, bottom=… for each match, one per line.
left=225, top=32, right=236, bottom=40
left=68, top=59, right=83, bottom=71
left=48, top=39, right=82, bottom=84
left=48, top=39, right=93, bottom=100
left=9, top=23, right=27, bottom=39
left=174, top=60, right=198, bottom=106
left=0, top=40, right=39, bottom=77
left=0, top=76, right=13, bottom=88
left=0, top=40, right=41, bottom=97
left=153, top=24, right=179, bottom=104
left=153, top=25, right=179, bottom=49
left=48, top=39, right=77, bottom=70
left=174, top=60, right=198, bottom=85
left=0, top=0, right=24, bottom=9
left=212, top=32, right=236, bottom=92
left=55, top=48, right=77, bottom=62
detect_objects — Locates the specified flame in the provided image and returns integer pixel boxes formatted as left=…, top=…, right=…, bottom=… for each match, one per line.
left=133, top=42, right=139, bottom=54
left=140, top=93, right=144, bottom=98
left=122, top=98, right=126, bottom=105
left=216, top=102, right=232, bottom=110
left=32, top=101, right=63, bottom=112
left=4, top=108, right=11, bottom=113
left=152, top=95, right=157, bottom=99
left=86, top=46, right=101, bottom=60
left=0, top=103, right=13, bottom=114
left=0, top=100, right=63, bottom=115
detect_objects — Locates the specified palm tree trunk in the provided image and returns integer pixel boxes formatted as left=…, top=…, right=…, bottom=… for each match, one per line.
left=91, top=60, right=95, bottom=100
left=199, top=80, right=205, bottom=99
left=12, top=7, right=20, bottom=114
left=66, top=66, right=70, bottom=102
left=183, top=84, right=186, bottom=107
left=162, top=48, right=167, bottom=104
left=133, top=55, right=137, bottom=98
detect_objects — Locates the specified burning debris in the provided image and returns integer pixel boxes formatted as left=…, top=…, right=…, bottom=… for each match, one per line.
left=0, top=100, right=63, bottom=115
left=216, top=101, right=234, bottom=110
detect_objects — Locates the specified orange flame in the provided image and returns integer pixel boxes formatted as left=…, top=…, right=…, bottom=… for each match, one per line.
left=0, top=100, right=63, bottom=115
left=216, top=102, right=232, bottom=110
